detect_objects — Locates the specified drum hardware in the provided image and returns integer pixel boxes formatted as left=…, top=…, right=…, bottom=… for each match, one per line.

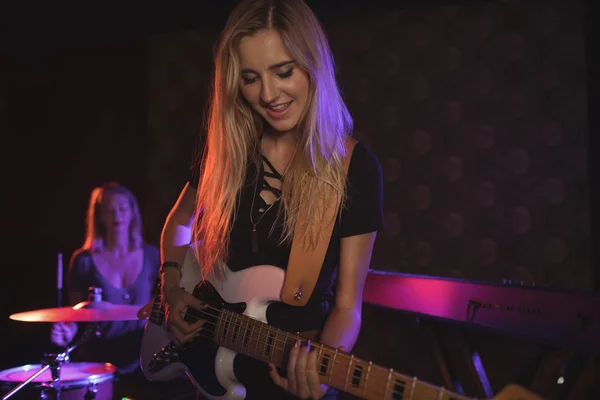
left=81, top=381, right=97, bottom=400
left=3, top=323, right=101, bottom=399
left=3, top=287, right=132, bottom=400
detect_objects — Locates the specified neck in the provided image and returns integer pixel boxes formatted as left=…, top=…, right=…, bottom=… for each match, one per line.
left=104, top=232, right=129, bottom=256
left=262, top=129, right=298, bottom=151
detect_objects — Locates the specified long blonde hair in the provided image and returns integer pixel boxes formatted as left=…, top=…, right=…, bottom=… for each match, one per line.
left=193, top=0, right=353, bottom=277
left=83, top=182, right=143, bottom=253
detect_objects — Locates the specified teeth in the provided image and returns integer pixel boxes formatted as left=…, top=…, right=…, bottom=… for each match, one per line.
left=270, top=103, right=289, bottom=111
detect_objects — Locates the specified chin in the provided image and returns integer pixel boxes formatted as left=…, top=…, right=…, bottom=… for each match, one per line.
left=266, top=119, right=299, bottom=134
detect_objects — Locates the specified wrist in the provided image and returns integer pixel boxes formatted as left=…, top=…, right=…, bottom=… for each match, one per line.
left=161, top=261, right=182, bottom=280
left=160, top=261, right=182, bottom=275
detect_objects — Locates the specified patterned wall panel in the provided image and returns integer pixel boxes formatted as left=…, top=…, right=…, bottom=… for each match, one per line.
left=145, top=0, right=591, bottom=290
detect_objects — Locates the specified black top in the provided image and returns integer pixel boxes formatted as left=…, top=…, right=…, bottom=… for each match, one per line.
left=67, top=243, right=160, bottom=373
left=188, top=141, right=383, bottom=399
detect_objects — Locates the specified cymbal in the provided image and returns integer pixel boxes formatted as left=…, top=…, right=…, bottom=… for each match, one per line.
left=9, top=301, right=143, bottom=322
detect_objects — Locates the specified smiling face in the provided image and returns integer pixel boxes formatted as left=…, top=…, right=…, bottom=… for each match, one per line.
left=238, top=28, right=310, bottom=134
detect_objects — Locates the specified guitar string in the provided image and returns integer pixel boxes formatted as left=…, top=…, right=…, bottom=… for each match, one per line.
left=150, top=306, right=468, bottom=400
left=155, top=325, right=465, bottom=400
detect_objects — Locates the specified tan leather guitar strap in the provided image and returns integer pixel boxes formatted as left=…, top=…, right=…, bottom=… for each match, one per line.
left=281, top=138, right=357, bottom=306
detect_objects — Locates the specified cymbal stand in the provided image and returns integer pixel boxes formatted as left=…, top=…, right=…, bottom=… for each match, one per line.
left=2, top=323, right=101, bottom=400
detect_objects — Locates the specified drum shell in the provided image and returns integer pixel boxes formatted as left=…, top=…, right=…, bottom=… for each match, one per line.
left=0, top=362, right=117, bottom=400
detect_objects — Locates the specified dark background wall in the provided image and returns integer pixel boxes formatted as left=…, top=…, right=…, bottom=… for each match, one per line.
left=144, top=0, right=592, bottom=290
left=0, top=0, right=596, bottom=398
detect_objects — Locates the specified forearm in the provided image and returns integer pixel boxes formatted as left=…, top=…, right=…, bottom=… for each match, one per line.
left=318, top=307, right=362, bottom=352
left=161, top=217, right=193, bottom=264
left=160, top=216, right=192, bottom=289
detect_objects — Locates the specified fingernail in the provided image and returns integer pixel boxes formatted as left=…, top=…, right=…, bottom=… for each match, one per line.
left=306, top=339, right=311, bottom=349
left=295, top=339, right=300, bottom=348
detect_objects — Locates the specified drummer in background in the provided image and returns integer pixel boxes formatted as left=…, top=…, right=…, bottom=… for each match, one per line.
left=50, top=182, right=164, bottom=398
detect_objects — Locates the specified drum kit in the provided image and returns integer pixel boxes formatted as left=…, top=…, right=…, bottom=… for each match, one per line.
left=1, top=287, right=144, bottom=400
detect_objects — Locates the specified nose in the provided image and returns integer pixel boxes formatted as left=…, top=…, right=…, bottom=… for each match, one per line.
left=260, top=76, right=280, bottom=104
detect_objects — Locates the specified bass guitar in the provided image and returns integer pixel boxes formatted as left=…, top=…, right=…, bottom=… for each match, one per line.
left=140, top=249, right=539, bottom=400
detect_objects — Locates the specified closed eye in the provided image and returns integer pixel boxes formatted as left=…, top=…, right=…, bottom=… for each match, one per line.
left=242, top=76, right=257, bottom=85
left=277, top=68, right=294, bottom=79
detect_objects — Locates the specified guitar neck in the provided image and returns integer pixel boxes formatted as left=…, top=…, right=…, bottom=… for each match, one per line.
left=149, top=280, right=165, bottom=325
left=214, top=309, right=474, bottom=400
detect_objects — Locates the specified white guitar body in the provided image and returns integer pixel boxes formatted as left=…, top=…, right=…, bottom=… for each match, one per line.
left=140, top=247, right=286, bottom=400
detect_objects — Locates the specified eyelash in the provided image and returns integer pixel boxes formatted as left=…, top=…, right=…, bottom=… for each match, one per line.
left=278, top=68, right=294, bottom=79
left=242, top=68, right=294, bottom=85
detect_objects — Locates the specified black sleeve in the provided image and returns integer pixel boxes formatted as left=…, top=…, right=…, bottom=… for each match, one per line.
left=67, top=250, right=92, bottom=302
left=340, top=141, right=384, bottom=238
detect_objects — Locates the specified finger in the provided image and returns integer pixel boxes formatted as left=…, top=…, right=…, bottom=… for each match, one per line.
left=169, top=318, right=205, bottom=344
left=268, top=363, right=288, bottom=390
left=168, top=308, right=198, bottom=335
left=172, top=300, right=206, bottom=333
left=182, top=311, right=205, bottom=331
left=183, top=293, right=206, bottom=312
left=137, top=301, right=153, bottom=320
left=287, top=339, right=301, bottom=394
left=306, top=345, right=323, bottom=399
left=295, top=340, right=311, bottom=399
left=167, top=323, right=192, bottom=345
left=50, top=333, right=63, bottom=346
left=52, top=332, right=67, bottom=346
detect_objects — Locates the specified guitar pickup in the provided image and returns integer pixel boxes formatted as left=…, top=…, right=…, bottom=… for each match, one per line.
left=149, top=342, right=181, bottom=372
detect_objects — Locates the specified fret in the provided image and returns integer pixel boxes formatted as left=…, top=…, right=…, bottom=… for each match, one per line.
left=316, top=345, right=324, bottom=378
left=254, top=323, right=262, bottom=358
left=270, top=329, right=278, bottom=363
left=362, top=361, right=372, bottom=397
left=250, top=320, right=262, bottom=355
left=230, top=312, right=237, bottom=346
left=409, top=376, right=417, bottom=399
left=232, top=313, right=241, bottom=350
left=319, top=350, right=330, bottom=377
left=243, top=318, right=252, bottom=350
left=226, top=312, right=235, bottom=348
left=344, top=355, right=354, bottom=392
left=213, top=312, right=221, bottom=341
left=328, top=349, right=339, bottom=385
left=260, top=324, right=268, bottom=360
left=394, top=378, right=406, bottom=400
left=219, top=311, right=227, bottom=347
left=219, top=312, right=229, bottom=345
left=283, top=331, right=294, bottom=365
left=265, top=326, right=275, bottom=361
left=237, top=315, right=243, bottom=350
left=384, top=369, right=393, bottom=400
left=353, top=362, right=364, bottom=387
left=240, top=314, right=249, bottom=351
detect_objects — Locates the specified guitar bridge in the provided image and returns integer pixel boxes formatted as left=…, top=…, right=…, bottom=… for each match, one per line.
left=149, top=342, right=181, bottom=372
